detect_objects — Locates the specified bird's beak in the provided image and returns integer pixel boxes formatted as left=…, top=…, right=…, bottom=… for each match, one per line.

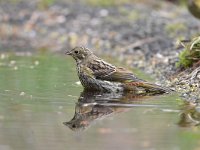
left=65, top=51, right=72, bottom=55
left=63, top=121, right=70, bottom=126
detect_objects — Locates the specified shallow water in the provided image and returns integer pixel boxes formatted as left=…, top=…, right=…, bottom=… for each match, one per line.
left=0, top=53, right=200, bottom=150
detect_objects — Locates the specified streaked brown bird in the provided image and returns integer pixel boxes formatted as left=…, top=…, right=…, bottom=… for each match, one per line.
left=66, top=46, right=171, bottom=94
left=188, top=0, right=200, bottom=19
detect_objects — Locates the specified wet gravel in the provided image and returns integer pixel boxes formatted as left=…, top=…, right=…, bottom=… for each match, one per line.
left=0, top=0, right=199, bottom=101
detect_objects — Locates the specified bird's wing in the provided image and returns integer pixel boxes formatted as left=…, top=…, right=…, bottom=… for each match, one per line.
left=87, top=59, right=143, bottom=82
left=107, top=67, right=144, bottom=82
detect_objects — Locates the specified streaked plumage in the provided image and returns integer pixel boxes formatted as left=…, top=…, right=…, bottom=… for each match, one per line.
left=66, top=46, right=171, bottom=93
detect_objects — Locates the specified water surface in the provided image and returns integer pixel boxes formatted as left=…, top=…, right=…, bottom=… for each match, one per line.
left=0, top=53, right=200, bottom=150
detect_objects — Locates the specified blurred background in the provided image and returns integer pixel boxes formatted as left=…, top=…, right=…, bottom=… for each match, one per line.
left=0, top=0, right=199, bottom=54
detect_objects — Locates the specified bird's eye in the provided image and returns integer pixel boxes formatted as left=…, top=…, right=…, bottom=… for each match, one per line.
left=72, top=124, right=76, bottom=128
left=74, top=50, right=79, bottom=54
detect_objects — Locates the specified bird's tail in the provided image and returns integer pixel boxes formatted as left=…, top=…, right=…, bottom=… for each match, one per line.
left=125, top=81, right=173, bottom=94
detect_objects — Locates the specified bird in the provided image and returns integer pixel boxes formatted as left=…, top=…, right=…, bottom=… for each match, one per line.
left=188, top=0, right=200, bottom=20
left=65, top=46, right=171, bottom=94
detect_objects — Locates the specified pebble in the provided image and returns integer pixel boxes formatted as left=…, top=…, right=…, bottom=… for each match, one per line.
left=0, top=54, right=6, bottom=59
left=34, top=60, right=39, bottom=65
left=30, top=65, right=34, bottom=69
left=10, top=60, right=16, bottom=65
left=99, top=9, right=109, bottom=17
left=13, top=66, right=18, bottom=70
left=75, top=81, right=81, bottom=85
left=20, top=92, right=25, bottom=96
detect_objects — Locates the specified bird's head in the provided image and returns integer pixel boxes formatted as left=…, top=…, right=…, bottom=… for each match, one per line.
left=65, top=46, right=93, bottom=63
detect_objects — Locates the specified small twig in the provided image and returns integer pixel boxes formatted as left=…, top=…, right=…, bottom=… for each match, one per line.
left=180, top=40, right=191, bottom=48
left=190, top=37, right=200, bottom=50
left=185, top=56, right=200, bottom=60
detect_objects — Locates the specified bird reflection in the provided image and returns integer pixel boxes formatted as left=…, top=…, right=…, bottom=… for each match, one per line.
left=64, top=91, right=158, bottom=131
left=65, top=91, right=200, bottom=130
left=178, top=101, right=200, bottom=127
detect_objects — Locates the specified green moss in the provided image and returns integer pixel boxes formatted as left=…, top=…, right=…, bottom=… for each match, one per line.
left=85, top=0, right=134, bottom=7
left=86, top=0, right=115, bottom=6
left=165, top=23, right=186, bottom=36
left=118, top=7, right=129, bottom=15
left=176, top=49, right=193, bottom=68
left=119, top=8, right=140, bottom=20
left=37, top=0, right=55, bottom=9
left=176, top=36, right=200, bottom=68
left=128, top=10, right=140, bottom=20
